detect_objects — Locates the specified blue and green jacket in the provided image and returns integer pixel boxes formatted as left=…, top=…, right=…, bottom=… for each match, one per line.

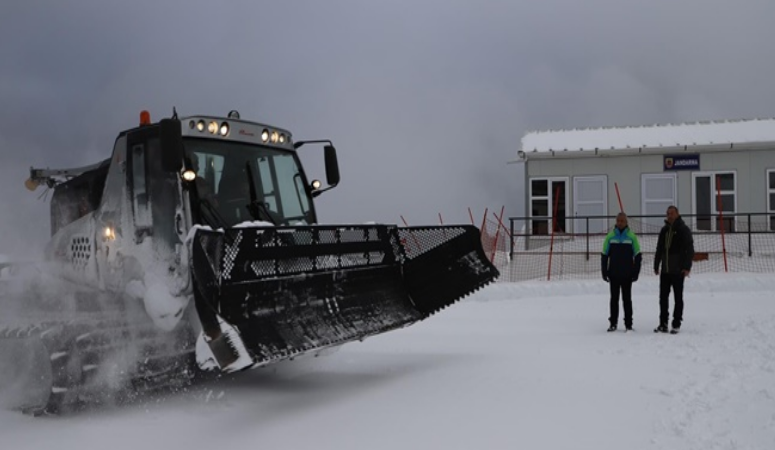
left=601, top=226, right=642, bottom=280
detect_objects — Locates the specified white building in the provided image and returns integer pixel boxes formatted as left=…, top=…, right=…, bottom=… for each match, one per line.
left=514, top=118, right=775, bottom=235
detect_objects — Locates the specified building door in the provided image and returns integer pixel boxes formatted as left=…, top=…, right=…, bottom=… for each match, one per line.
left=641, top=173, right=677, bottom=232
left=692, top=171, right=736, bottom=231
left=573, top=176, right=607, bottom=234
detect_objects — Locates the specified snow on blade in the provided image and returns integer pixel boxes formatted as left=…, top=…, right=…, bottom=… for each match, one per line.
left=232, top=220, right=276, bottom=229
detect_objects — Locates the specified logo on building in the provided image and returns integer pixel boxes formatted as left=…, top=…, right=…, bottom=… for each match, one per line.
left=664, top=154, right=700, bottom=171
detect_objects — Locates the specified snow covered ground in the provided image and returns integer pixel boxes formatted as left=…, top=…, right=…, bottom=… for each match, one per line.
left=1, top=273, right=774, bottom=450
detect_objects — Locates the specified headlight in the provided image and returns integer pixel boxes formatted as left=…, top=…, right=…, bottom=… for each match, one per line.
left=196, top=120, right=205, bottom=132
left=219, top=122, right=229, bottom=136
left=208, top=121, right=218, bottom=134
left=311, top=179, right=322, bottom=190
left=279, top=133, right=286, bottom=143
left=271, top=131, right=279, bottom=143
left=261, top=129, right=269, bottom=142
left=182, top=169, right=197, bottom=181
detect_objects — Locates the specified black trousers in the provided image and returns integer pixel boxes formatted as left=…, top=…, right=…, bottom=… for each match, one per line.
left=659, top=273, right=685, bottom=328
left=609, top=278, right=633, bottom=327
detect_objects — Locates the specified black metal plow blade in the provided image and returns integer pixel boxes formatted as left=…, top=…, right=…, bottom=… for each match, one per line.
left=191, top=224, right=499, bottom=366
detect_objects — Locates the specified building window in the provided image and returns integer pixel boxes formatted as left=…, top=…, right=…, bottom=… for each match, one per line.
left=573, top=176, right=607, bottom=234
left=530, top=177, right=567, bottom=235
left=768, top=169, right=775, bottom=231
left=692, top=171, right=736, bottom=232
left=642, top=173, right=677, bottom=232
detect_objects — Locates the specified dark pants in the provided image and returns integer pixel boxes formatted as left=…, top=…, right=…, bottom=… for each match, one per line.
left=609, top=278, right=633, bottom=327
left=659, top=273, right=685, bottom=328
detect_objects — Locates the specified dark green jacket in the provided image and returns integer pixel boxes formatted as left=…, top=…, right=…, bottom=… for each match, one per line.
left=654, top=216, right=694, bottom=275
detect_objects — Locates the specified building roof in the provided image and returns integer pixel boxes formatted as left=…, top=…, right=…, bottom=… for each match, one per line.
left=521, top=117, right=775, bottom=153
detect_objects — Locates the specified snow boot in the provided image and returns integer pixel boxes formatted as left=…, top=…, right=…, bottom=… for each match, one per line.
left=654, top=324, right=668, bottom=333
left=607, top=325, right=617, bottom=332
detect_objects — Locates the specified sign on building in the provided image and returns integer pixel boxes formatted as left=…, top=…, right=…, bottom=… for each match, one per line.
left=664, top=154, right=700, bottom=171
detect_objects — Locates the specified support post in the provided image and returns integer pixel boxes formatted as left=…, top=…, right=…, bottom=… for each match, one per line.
left=585, top=217, right=590, bottom=261
left=748, top=214, right=752, bottom=257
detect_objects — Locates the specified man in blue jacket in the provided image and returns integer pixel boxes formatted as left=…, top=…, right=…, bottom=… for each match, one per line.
left=601, top=212, right=642, bottom=332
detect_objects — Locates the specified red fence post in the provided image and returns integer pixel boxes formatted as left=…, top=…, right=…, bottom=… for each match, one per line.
left=615, top=182, right=624, bottom=212
left=490, top=206, right=506, bottom=263
left=400, top=215, right=421, bottom=252
left=547, top=186, right=561, bottom=281
left=716, top=176, right=729, bottom=272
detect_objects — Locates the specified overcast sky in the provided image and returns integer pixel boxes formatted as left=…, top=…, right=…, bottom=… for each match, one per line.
left=2, top=0, right=775, bottom=256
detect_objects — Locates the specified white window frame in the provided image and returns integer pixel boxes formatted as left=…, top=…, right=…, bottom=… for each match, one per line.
left=529, top=177, right=569, bottom=235
left=572, top=175, right=608, bottom=235
left=641, top=173, right=677, bottom=229
left=691, top=170, right=737, bottom=232
left=767, top=169, right=775, bottom=231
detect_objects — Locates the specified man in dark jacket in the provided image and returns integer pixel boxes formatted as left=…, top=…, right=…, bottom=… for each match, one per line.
left=601, top=212, right=642, bottom=332
left=653, top=205, right=694, bottom=334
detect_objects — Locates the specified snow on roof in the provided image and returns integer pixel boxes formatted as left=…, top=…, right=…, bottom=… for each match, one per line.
left=521, top=118, right=775, bottom=152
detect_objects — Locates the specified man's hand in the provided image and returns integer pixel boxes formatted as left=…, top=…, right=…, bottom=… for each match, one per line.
left=654, top=268, right=659, bottom=276
left=681, top=269, right=690, bottom=277
left=632, top=275, right=639, bottom=282
left=602, top=273, right=609, bottom=283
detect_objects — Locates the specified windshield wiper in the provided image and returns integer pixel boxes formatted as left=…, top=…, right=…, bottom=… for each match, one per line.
left=244, top=161, right=277, bottom=225
left=199, top=197, right=227, bottom=229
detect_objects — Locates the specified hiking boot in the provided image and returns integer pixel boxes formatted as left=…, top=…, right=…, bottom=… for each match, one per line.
left=607, top=325, right=617, bottom=332
left=625, top=326, right=633, bottom=332
left=670, top=325, right=680, bottom=334
left=654, top=324, right=668, bottom=333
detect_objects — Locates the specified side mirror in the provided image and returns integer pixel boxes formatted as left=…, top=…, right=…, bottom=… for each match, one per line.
left=324, top=145, right=340, bottom=187
left=294, top=140, right=340, bottom=196
left=160, top=118, right=184, bottom=172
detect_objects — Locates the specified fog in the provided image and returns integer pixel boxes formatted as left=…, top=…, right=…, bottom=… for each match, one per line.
left=2, top=0, right=775, bottom=257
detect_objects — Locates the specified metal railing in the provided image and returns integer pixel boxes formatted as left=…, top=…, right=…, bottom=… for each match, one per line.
left=507, top=212, right=775, bottom=259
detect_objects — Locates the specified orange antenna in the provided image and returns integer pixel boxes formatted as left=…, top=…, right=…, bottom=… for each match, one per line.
left=139, top=110, right=151, bottom=126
